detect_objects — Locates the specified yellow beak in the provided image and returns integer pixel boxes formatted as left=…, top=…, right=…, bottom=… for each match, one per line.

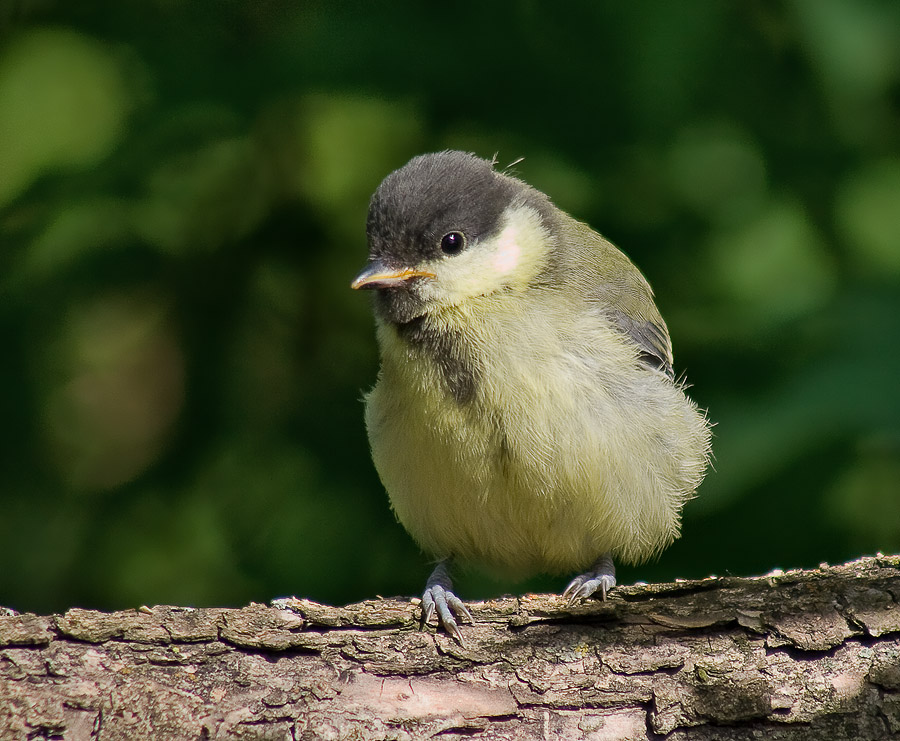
left=351, top=262, right=436, bottom=290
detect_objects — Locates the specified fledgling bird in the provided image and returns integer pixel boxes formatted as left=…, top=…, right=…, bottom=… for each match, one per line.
left=352, top=151, right=711, bottom=641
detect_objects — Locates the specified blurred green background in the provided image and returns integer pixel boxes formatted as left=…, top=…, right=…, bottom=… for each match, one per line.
left=1, top=1, right=898, bottom=615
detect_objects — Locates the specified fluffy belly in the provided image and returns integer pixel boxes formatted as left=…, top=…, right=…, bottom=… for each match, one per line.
left=365, top=363, right=701, bottom=576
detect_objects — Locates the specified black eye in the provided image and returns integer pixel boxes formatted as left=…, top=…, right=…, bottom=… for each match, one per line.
left=440, top=231, right=466, bottom=255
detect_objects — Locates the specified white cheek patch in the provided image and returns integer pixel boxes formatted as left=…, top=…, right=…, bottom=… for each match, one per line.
left=425, top=205, right=549, bottom=305
left=492, top=225, right=521, bottom=275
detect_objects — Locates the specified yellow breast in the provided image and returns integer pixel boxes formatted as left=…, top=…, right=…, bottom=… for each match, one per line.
left=364, top=294, right=710, bottom=578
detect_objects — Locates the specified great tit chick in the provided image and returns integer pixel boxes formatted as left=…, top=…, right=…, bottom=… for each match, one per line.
left=353, top=151, right=711, bottom=642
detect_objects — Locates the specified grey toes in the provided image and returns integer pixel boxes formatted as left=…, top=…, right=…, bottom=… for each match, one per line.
left=421, top=584, right=472, bottom=644
left=564, top=555, right=617, bottom=604
left=564, top=573, right=617, bottom=604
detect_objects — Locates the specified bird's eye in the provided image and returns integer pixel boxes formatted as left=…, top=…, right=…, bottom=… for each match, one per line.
left=440, top=231, right=466, bottom=256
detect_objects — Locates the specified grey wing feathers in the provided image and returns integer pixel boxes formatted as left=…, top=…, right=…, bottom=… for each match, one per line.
left=608, top=311, right=674, bottom=379
left=559, top=216, right=675, bottom=379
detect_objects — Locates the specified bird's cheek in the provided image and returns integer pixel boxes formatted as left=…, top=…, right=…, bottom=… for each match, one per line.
left=492, top=229, right=522, bottom=275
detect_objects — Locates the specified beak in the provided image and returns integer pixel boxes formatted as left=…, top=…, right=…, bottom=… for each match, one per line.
left=351, top=261, right=436, bottom=290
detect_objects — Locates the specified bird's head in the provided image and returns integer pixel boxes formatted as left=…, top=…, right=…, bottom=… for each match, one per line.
left=353, top=151, right=557, bottom=325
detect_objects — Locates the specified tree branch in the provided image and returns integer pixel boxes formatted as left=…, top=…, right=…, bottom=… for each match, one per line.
left=2, top=555, right=899, bottom=739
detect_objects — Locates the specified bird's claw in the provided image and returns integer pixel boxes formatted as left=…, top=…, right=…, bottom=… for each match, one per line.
left=563, top=554, right=617, bottom=605
left=421, top=583, right=472, bottom=644
left=563, top=573, right=616, bottom=604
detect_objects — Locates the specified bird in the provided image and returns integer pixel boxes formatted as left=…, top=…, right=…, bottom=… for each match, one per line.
left=352, top=150, right=711, bottom=642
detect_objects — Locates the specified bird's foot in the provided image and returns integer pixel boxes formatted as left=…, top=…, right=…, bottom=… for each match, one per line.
left=421, top=560, right=472, bottom=644
left=563, top=554, right=617, bottom=604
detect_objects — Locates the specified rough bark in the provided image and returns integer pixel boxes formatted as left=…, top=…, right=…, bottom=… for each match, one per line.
left=1, top=555, right=899, bottom=740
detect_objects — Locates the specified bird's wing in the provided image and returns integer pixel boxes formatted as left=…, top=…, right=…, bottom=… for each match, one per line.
left=606, top=309, right=674, bottom=379
left=560, top=217, right=675, bottom=379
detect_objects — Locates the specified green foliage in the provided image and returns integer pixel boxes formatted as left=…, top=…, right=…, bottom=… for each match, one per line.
left=1, top=1, right=898, bottom=612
